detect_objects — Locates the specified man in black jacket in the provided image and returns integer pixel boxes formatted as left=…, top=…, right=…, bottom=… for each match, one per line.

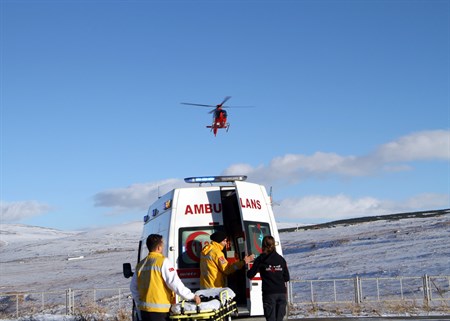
left=247, top=235, right=290, bottom=321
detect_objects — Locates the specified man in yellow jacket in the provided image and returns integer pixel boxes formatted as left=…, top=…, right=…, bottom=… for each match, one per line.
left=200, top=231, right=254, bottom=289
left=130, top=234, right=201, bottom=321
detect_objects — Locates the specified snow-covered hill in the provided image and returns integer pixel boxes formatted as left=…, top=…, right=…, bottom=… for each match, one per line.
left=282, top=214, right=450, bottom=280
left=0, top=222, right=141, bottom=293
left=0, top=224, right=78, bottom=246
left=1, top=214, right=449, bottom=293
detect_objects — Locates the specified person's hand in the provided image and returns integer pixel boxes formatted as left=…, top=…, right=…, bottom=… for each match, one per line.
left=244, top=254, right=255, bottom=264
left=194, top=294, right=201, bottom=305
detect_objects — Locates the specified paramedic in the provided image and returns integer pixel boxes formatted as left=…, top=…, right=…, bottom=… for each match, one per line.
left=200, top=231, right=254, bottom=289
left=246, top=235, right=290, bottom=321
left=130, top=234, right=201, bottom=321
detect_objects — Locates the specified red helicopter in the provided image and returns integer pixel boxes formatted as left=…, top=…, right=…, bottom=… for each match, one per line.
left=181, top=96, right=253, bottom=136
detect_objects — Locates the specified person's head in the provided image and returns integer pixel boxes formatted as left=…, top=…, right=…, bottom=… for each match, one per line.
left=262, top=235, right=276, bottom=254
left=146, top=234, right=164, bottom=252
left=210, top=231, right=227, bottom=246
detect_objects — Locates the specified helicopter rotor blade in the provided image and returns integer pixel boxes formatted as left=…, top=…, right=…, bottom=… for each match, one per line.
left=181, top=102, right=216, bottom=108
left=181, top=96, right=255, bottom=110
left=218, top=96, right=231, bottom=106
left=220, top=105, right=255, bottom=109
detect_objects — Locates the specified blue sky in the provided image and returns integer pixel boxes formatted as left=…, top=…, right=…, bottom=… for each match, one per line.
left=1, top=0, right=449, bottom=230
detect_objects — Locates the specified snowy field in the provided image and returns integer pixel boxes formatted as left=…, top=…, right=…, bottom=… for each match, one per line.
left=1, top=212, right=449, bottom=319
left=281, top=214, right=450, bottom=280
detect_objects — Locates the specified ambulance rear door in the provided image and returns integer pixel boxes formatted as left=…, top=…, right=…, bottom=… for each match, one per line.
left=234, top=181, right=277, bottom=316
left=173, top=186, right=224, bottom=292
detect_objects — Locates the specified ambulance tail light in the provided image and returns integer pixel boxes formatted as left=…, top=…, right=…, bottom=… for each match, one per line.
left=184, top=175, right=247, bottom=184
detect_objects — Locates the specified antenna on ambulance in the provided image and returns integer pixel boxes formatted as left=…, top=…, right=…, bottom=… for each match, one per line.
left=269, top=186, right=280, bottom=206
left=157, top=186, right=161, bottom=199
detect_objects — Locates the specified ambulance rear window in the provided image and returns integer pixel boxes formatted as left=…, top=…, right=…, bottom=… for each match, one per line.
left=178, top=227, right=224, bottom=268
left=244, top=221, right=271, bottom=257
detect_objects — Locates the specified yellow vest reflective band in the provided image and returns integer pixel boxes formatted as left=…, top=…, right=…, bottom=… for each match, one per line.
left=136, top=252, right=175, bottom=312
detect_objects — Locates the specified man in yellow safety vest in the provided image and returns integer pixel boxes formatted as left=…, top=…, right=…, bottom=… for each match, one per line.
left=200, top=231, right=254, bottom=289
left=130, top=234, right=201, bottom=321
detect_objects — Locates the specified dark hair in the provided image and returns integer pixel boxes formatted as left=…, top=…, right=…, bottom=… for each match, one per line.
left=210, top=231, right=227, bottom=243
left=146, top=234, right=163, bottom=252
left=262, top=235, right=276, bottom=254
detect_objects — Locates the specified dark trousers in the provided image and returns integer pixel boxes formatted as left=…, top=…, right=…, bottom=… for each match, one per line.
left=262, top=293, right=287, bottom=321
left=140, top=311, right=169, bottom=321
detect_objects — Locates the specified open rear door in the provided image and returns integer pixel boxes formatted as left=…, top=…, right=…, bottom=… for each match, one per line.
left=234, top=181, right=276, bottom=316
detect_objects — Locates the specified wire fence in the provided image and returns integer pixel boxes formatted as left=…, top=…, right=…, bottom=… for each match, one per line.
left=288, top=274, right=450, bottom=317
left=0, top=287, right=132, bottom=319
left=288, top=274, right=450, bottom=304
left=1, top=275, right=449, bottom=319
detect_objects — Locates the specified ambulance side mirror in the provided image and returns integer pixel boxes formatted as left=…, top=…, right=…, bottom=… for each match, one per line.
left=123, top=263, right=134, bottom=278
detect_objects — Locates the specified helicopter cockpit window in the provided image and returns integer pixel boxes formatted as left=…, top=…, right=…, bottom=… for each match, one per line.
left=244, top=221, right=271, bottom=258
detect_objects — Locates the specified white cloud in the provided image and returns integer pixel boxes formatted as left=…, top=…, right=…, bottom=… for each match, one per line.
left=276, top=193, right=450, bottom=222
left=375, top=129, right=450, bottom=162
left=223, top=129, right=450, bottom=185
left=401, top=193, right=450, bottom=210
left=93, top=130, right=449, bottom=218
left=93, top=178, right=184, bottom=213
left=1, top=201, right=52, bottom=223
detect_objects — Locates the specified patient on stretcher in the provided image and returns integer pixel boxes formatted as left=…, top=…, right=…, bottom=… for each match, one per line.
left=170, top=287, right=236, bottom=315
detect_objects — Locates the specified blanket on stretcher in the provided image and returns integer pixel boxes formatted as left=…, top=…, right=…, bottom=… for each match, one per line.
left=170, top=287, right=236, bottom=315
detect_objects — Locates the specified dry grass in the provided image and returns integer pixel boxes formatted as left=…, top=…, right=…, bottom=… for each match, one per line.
left=73, top=302, right=131, bottom=321
left=288, top=299, right=450, bottom=318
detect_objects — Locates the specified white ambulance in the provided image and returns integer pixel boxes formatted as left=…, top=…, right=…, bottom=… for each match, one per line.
left=123, top=175, right=283, bottom=317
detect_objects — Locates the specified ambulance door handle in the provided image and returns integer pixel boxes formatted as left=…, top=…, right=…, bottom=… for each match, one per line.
left=252, top=282, right=259, bottom=286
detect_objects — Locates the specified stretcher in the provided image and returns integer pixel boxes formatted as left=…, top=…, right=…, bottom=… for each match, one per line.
left=170, top=288, right=238, bottom=321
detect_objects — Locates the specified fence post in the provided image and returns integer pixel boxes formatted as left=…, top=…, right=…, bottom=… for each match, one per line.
left=119, top=288, right=122, bottom=310
left=16, top=294, right=19, bottom=319
left=333, top=280, right=337, bottom=302
left=423, top=274, right=431, bottom=303
left=354, top=276, right=362, bottom=304
left=399, top=277, right=404, bottom=300
left=376, top=278, right=380, bottom=301
left=65, top=289, right=68, bottom=315
left=66, top=288, right=74, bottom=315
left=286, top=282, right=291, bottom=317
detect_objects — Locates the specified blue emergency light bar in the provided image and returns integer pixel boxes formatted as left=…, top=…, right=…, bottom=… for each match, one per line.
left=184, top=175, right=247, bottom=184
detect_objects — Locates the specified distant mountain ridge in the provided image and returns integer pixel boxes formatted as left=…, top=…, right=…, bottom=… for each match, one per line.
left=278, top=208, right=450, bottom=232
